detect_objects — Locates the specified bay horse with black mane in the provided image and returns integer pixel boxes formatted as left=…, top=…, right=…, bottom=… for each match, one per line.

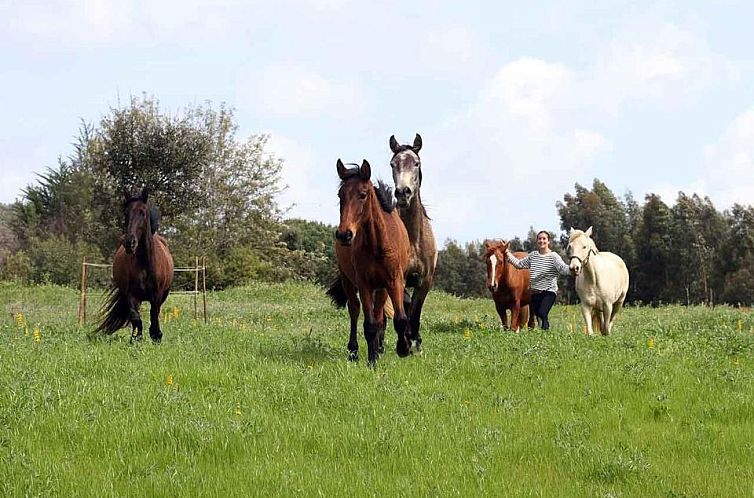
left=483, top=240, right=534, bottom=332
left=327, top=159, right=412, bottom=365
left=389, top=133, right=438, bottom=352
left=97, top=188, right=174, bottom=342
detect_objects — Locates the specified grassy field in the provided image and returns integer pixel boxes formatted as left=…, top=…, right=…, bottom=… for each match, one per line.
left=1, top=281, right=752, bottom=497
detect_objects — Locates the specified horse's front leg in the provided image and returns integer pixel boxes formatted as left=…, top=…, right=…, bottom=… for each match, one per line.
left=580, top=303, right=595, bottom=336
left=342, top=278, right=360, bottom=361
left=374, top=289, right=388, bottom=356
left=600, top=302, right=613, bottom=336
left=387, top=281, right=411, bottom=358
left=359, top=286, right=380, bottom=366
left=408, top=284, right=430, bottom=352
left=493, top=298, right=509, bottom=330
left=128, top=298, right=143, bottom=342
left=149, top=299, right=163, bottom=343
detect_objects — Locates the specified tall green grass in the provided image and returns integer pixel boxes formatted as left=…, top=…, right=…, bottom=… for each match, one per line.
left=1, top=281, right=752, bottom=497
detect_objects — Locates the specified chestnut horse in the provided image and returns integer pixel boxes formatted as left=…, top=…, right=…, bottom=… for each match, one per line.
left=483, top=240, right=534, bottom=331
left=389, top=133, right=438, bottom=352
left=97, top=188, right=174, bottom=342
left=328, top=159, right=412, bottom=365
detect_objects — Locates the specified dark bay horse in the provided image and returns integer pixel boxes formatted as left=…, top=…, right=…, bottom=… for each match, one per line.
left=328, top=159, right=412, bottom=365
left=483, top=240, right=534, bottom=332
left=389, top=134, right=438, bottom=351
left=97, top=188, right=174, bottom=342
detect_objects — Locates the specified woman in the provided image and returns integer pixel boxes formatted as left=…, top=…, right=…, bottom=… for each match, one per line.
left=505, top=230, right=571, bottom=330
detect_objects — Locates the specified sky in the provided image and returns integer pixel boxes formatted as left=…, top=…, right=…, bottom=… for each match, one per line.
left=2, top=0, right=754, bottom=245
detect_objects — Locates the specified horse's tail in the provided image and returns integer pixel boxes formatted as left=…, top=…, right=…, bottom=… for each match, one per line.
left=96, top=287, right=131, bottom=334
left=326, top=275, right=348, bottom=308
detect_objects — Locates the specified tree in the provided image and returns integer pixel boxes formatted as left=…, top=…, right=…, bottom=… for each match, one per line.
left=632, top=194, right=674, bottom=304
left=8, top=96, right=287, bottom=288
left=434, top=239, right=487, bottom=298
left=670, top=193, right=726, bottom=304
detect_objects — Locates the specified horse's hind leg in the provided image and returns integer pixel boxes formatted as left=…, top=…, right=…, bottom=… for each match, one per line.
left=524, top=305, right=535, bottom=329
left=128, top=299, right=143, bottom=342
left=387, top=282, right=411, bottom=359
left=608, top=296, right=625, bottom=333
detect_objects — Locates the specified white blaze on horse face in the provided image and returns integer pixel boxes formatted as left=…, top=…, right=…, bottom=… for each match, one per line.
left=488, top=253, right=498, bottom=288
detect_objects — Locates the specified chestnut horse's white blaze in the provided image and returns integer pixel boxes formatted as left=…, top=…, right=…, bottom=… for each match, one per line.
left=488, top=253, right=499, bottom=288
left=567, top=226, right=629, bottom=336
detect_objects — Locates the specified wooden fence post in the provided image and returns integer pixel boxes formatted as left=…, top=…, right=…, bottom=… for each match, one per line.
left=202, top=256, right=208, bottom=323
left=78, top=256, right=88, bottom=325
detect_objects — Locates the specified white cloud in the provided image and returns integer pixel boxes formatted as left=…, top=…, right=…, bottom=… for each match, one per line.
left=250, top=63, right=368, bottom=119
left=266, top=133, right=339, bottom=225
left=419, top=26, right=480, bottom=74
left=702, top=108, right=754, bottom=207
left=485, top=58, right=572, bottom=131
left=586, top=21, right=737, bottom=113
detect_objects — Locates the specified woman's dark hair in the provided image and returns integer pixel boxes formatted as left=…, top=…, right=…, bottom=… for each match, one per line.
left=536, top=230, right=551, bottom=241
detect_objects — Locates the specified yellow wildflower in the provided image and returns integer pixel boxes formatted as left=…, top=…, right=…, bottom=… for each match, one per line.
left=647, top=337, right=655, bottom=349
left=166, top=374, right=174, bottom=386
left=172, top=306, right=180, bottom=320
left=463, top=328, right=471, bottom=340
left=15, top=312, right=25, bottom=328
left=235, top=404, right=242, bottom=416
left=33, top=325, right=41, bottom=343
left=737, top=319, right=742, bottom=332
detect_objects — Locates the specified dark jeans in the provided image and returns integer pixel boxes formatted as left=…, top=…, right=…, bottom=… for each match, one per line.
left=531, top=290, right=557, bottom=330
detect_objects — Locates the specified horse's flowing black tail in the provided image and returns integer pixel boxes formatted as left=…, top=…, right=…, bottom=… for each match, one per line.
left=96, top=287, right=131, bottom=334
left=326, top=275, right=348, bottom=308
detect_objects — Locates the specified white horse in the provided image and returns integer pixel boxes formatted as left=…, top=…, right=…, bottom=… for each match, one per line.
left=567, top=227, right=629, bottom=336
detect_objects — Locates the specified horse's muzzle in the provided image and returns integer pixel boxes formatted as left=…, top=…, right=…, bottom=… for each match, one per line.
left=395, top=187, right=412, bottom=207
left=488, top=284, right=497, bottom=293
left=335, top=229, right=353, bottom=246
left=125, top=236, right=138, bottom=254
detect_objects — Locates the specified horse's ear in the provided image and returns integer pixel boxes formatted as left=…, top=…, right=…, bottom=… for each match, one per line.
left=336, top=159, right=347, bottom=179
left=389, top=135, right=400, bottom=154
left=483, top=239, right=492, bottom=249
left=502, top=241, right=510, bottom=251
left=585, top=226, right=593, bottom=237
left=140, top=188, right=149, bottom=203
left=360, top=159, right=371, bottom=180
left=413, top=133, right=422, bottom=153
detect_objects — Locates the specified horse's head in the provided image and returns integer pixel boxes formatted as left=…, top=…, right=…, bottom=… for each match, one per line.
left=483, top=239, right=508, bottom=293
left=335, top=159, right=373, bottom=246
left=389, top=134, right=422, bottom=209
left=123, top=188, right=151, bottom=254
left=567, top=226, right=597, bottom=276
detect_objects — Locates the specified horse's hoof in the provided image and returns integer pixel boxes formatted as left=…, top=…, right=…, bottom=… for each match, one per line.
left=412, top=340, right=423, bottom=354
left=396, top=341, right=412, bottom=358
left=348, top=351, right=359, bottom=362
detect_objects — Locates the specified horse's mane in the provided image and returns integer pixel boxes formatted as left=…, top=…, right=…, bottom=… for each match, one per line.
left=374, top=180, right=395, bottom=213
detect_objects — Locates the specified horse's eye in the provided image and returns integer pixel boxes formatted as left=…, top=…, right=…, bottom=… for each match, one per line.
left=360, top=191, right=368, bottom=199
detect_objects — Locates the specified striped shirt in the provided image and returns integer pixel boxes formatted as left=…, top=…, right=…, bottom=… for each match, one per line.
left=506, top=250, right=571, bottom=293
